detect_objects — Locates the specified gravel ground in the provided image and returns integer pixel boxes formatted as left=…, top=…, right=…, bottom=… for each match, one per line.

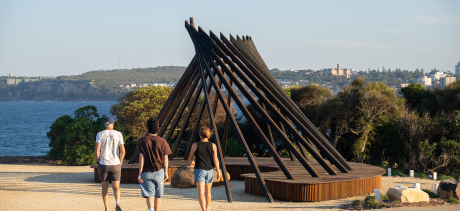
left=0, top=161, right=459, bottom=211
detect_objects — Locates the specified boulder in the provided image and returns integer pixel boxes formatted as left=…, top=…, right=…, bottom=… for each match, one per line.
left=170, top=166, right=195, bottom=188
left=170, top=166, right=231, bottom=188
left=437, top=179, right=460, bottom=200
left=387, top=185, right=429, bottom=203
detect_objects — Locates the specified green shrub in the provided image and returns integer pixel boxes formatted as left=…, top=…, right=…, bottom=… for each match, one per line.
left=225, top=138, right=244, bottom=157
left=352, top=200, right=361, bottom=206
left=392, top=169, right=405, bottom=177
left=47, top=115, right=74, bottom=160
left=394, top=200, right=400, bottom=203
left=364, top=196, right=380, bottom=206
left=422, top=189, right=438, bottom=198
left=48, top=105, right=106, bottom=165
left=414, top=172, right=428, bottom=179
left=381, top=195, right=389, bottom=201
left=447, top=197, right=460, bottom=204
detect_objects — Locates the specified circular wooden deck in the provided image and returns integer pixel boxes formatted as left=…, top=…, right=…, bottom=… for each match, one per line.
left=91, top=157, right=385, bottom=202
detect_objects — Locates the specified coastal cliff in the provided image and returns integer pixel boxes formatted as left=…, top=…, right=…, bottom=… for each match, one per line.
left=0, top=80, right=123, bottom=101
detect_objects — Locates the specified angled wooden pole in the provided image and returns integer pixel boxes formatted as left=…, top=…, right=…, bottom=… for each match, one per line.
left=183, top=69, right=216, bottom=160
left=187, top=25, right=298, bottom=179
left=164, top=70, right=202, bottom=142
left=197, top=29, right=337, bottom=175
left=193, top=45, right=274, bottom=202
left=158, top=67, right=199, bottom=137
left=158, top=58, right=197, bottom=124
left=227, top=35, right=352, bottom=171
left=191, top=29, right=233, bottom=202
left=212, top=31, right=347, bottom=174
left=128, top=59, right=197, bottom=164
left=170, top=81, right=203, bottom=159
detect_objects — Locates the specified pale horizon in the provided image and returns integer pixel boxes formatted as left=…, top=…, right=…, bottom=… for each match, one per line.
left=1, top=0, right=459, bottom=77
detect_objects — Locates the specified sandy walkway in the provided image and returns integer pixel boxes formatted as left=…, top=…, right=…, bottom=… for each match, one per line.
left=0, top=164, right=458, bottom=211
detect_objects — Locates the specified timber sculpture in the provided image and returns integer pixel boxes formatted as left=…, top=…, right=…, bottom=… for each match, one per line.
left=129, top=18, right=353, bottom=202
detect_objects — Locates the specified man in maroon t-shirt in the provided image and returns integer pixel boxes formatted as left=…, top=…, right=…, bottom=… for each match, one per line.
left=137, top=117, right=172, bottom=211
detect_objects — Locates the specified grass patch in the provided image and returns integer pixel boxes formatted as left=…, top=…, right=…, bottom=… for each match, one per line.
left=364, top=196, right=380, bottom=206
left=381, top=194, right=389, bottom=201
left=414, top=172, right=428, bottom=179
left=392, top=169, right=405, bottom=177
left=422, top=189, right=438, bottom=198
left=446, top=197, right=460, bottom=204
left=394, top=200, right=401, bottom=203
left=437, top=174, right=455, bottom=181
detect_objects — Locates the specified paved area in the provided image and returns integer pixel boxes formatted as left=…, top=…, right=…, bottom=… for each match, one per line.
left=0, top=163, right=459, bottom=211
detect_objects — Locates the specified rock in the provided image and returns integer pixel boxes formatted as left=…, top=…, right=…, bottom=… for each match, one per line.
left=170, top=166, right=196, bottom=188
left=170, top=166, right=231, bottom=188
left=387, top=185, right=429, bottom=203
left=437, top=179, right=460, bottom=200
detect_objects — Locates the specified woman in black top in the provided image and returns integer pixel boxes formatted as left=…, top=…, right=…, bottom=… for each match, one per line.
left=189, top=126, right=221, bottom=211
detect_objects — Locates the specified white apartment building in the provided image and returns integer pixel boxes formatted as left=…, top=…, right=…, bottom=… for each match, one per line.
left=428, top=71, right=448, bottom=82
left=440, top=76, right=456, bottom=87
left=417, top=76, right=432, bottom=87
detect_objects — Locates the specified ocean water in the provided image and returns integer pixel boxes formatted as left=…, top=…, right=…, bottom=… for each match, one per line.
left=0, top=100, right=252, bottom=157
left=0, top=101, right=116, bottom=156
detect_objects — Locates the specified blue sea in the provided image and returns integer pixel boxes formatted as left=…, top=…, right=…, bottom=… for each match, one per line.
left=0, top=100, right=251, bottom=157
left=0, top=101, right=116, bottom=156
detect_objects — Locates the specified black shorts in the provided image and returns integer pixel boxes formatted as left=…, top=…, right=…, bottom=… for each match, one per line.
left=98, top=164, right=122, bottom=182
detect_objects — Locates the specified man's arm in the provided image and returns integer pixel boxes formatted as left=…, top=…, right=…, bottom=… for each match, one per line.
left=137, top=153, right=145, bottom=183
left=189, top=143, right=197, bottom=167
left=163, top=154, right=169, bottom=182
left=95, top=142, right=101, bottom=164
left=119, top=144, right=125, bottom=164
left=212, top=143, right=222, bottom=181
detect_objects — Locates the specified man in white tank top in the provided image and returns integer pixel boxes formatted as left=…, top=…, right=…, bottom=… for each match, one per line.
left=95, top=117, right=125, bottom=211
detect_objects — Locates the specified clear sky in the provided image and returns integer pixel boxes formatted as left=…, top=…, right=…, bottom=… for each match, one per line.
left=1, top=0, right=459, bottom=77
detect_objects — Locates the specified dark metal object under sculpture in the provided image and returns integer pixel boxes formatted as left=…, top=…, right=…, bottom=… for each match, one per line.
left=128, top=18, right=353, bottom=203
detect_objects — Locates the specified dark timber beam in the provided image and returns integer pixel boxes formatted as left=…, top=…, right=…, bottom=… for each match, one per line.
left=195, top=28, right=338, bottom=175
left=158, top=67, right=199, bottom=137
left=187, top=24, right=313, bottom=178
left=212, top=31, right=347, bottom=173
left=229, top=35, right=352, bottom=171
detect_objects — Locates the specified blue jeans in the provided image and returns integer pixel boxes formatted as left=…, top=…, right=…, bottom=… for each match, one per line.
left=194, top=168, right=214, bottom=184
left=140, top=169, right=164, bottom=198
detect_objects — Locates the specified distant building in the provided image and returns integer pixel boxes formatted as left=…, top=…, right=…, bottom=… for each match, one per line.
left=399, top=83, right=410, bottom=88
left=5, top=78, right=23, bottom=85
left=440, top=76, right=456, bottom=88
left=417, top=76, right=432, bottom=87
left=130, top=84, right=137, bottom=88
left=456, top=61, right=460, bottom=76
left=428, top=71, right=447, bottom=82
left=323, top=64, right=353, bottom=78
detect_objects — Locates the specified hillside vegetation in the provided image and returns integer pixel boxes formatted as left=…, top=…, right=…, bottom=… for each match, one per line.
left=59, top=66, right=186, bottom=91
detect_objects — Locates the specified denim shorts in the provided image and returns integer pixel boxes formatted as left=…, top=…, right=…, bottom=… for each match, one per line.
left=194, top=168, right=214, bottom=184
left=140, top=169, right=164, bottom=198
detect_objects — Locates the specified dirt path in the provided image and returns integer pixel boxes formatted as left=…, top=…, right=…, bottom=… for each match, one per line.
left=0, top=163, right=458, bottom=211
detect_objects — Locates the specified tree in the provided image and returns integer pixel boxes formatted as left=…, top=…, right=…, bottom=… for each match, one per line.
left=316, top=78, right=405, bottom=162
left=400, top=83, right=433, bottom=113
left=110, top=86, right=172, bottom=157
left=74, top=105, right=100, bottom=120
left=47, top=115, right=74, bottom=160
left=63, top=116, right=105, bottom=165
left=47, top=106, right=106, bottom=165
